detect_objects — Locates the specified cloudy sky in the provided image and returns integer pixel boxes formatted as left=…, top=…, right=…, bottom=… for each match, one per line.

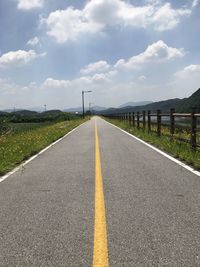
left=0, top=0, right=200, bottom=110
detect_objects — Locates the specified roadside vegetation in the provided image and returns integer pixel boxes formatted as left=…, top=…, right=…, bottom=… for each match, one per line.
left=106, top=118, right=200, bottom=170
left=0, top=111, right=87, bottom=176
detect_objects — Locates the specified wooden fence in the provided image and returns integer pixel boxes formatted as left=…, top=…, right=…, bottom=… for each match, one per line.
left=104, top=108, right=200, bottom=150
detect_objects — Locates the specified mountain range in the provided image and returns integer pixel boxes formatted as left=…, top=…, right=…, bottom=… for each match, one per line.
left=98, top=88, right=200, bottom=115
left=64, top=105, right=107, bottom=113
left=1, top=88, right=200, bottom=115
left=119, top=101, right=153, bottom=108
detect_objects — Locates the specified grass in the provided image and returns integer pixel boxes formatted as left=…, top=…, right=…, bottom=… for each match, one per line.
left=106, top=118, right=200, bottom=171
left=0, top=118, right=88, bottom=176
left=7, top=122, right=51, bottom=134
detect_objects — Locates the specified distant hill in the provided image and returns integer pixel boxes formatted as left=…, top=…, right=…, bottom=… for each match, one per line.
left=13, top=110, right=38, bottom=116
left=3, top=108, right=22, bottom=113
left=3, top=107, right=52, bottom=112
left=177, top=88, right=200, bottom=112
left=0, top=109, right=76, bottom=123
left=64, top=107, right=82, bottom=113
left=1, top=88, right=200, bottom=117
left=41, top=110, right=63, bottom=116
left=99, top=98, right=182, bottom=114
left=92, top=106, right=107, bottom=111
left=64, top=106, right=106, bottom=113
left=0, top=111, right=8, bottom=116
left=99, top=88, right=200, bottom=114
left=119, top=101, right=153, bottom=108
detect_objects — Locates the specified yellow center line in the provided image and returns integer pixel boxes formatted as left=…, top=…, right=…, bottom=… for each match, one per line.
left=93, top=121, right=109, bottom=267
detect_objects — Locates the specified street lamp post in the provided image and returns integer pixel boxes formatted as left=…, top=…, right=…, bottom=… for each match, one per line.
left=82, top=90, right=92, bottom=118
left=89, top=102, right=94, bottom=116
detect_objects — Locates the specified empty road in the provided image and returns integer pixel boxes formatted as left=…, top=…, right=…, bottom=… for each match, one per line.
left=1, top=117, right=200, bottom=266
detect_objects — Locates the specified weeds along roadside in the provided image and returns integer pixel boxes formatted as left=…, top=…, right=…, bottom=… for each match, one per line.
left=0, top=118, right=88, bottom=176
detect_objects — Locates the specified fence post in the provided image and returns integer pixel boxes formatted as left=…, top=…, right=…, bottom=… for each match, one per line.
left=137, top=112, right=140, bottom=128
left=142, top=111, right=146, bottom=130
left=129, top=112, right=132, bottom=125
left=132, top=112, right=135, bottom=127
left=157, top=109, right=161, bottom=137
left=191, top=107, right=197, bottom=149
left=170, top=108, right=175, bottom=136
left=148, top=110, right=151, bottom=133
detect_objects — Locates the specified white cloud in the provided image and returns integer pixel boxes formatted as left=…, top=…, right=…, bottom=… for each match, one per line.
left=168, top=64, right=200, bottom=98
left=27, top=37, right=40, bottom=46
left=115, top=40, right=185, bottom=70
left=175, top=64, right=200, bottom=78
left=42, top=0, right=196, bottom=43
left=0, top=50, right=46, bottom=68
left=138, top=75, right=147, bottom=81
left=152, top=3, right=191, bottom=31
left=17, top=0, right=43, bottom=10
left=91, top=73, right=111, bottom=83
left=42, top=72, right=110, bottom=91
left=0, top=79, right=38, bottom=110
left=192, top=0, right=199, bottom=8
left=42, top=78, right=71, bottom=89
left=80, top=40, right=186, bottom=80
left=80, top=60, right=111, bottom=74
left=39, top=40, right=186, bottom=105
left=0, top=41, right=190, bottom=109
left=42, top=7, right=102, bottom=43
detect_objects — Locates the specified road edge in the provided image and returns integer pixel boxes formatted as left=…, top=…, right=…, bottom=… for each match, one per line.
left=104, top=119, right=200, bottom=177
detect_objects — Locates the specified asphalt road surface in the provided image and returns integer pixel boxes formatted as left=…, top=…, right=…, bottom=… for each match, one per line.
left=1, top=117, right=200, bottom=266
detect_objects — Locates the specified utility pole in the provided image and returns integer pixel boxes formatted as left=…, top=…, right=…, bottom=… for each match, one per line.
left=82, top=90, right=92, bottom=118
left=82, top=91, right=84, bottom=118
left=44, top=104, right=47, bottom=112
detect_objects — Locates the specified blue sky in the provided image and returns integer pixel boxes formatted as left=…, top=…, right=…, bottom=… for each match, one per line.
left=0, top=0, right=200, bottom=110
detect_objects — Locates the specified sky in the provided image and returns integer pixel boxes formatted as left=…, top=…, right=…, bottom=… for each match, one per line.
left=0, top=0, right=200, bottom=110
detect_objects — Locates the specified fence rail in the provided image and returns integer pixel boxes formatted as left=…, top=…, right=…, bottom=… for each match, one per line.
left=104, top=108, right=200, bottom=150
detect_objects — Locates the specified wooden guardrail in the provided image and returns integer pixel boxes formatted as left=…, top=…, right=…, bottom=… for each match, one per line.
left=104, top=107, right=200, bottom=150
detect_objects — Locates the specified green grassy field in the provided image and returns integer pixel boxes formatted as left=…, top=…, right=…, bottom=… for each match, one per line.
left=0, top=119, right=87, bottom=176
left=106, top=118, right=200, bottom=170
